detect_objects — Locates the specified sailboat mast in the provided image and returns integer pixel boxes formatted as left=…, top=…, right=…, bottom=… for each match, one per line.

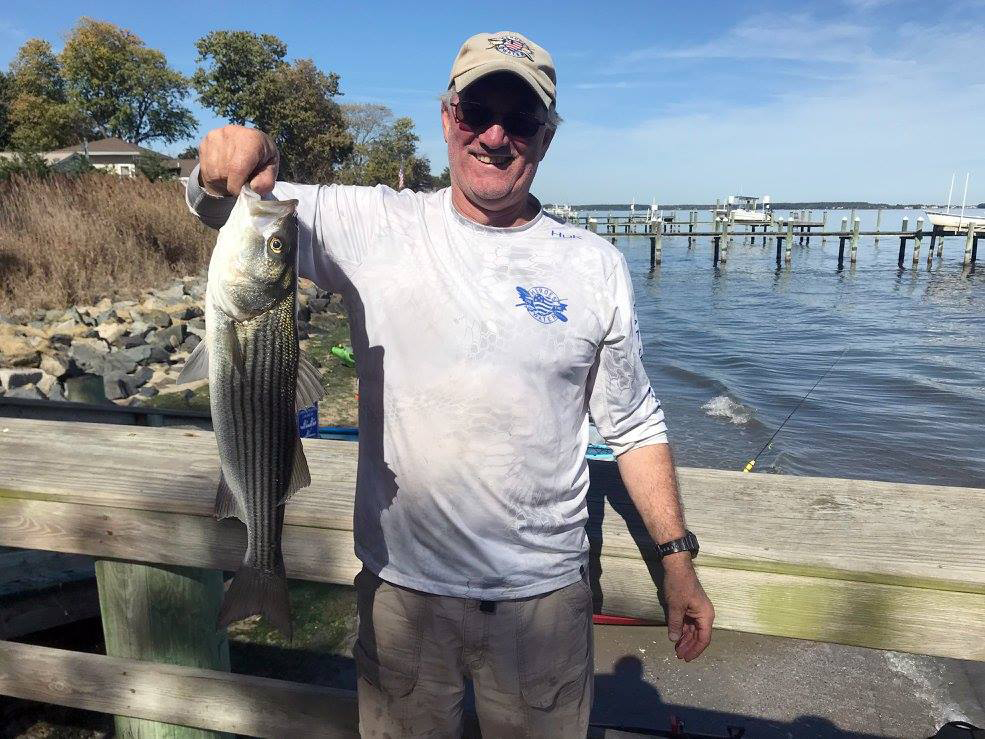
left=958, top=172, right=970, bottom=230
left=946, top=172, right=955, bottom=213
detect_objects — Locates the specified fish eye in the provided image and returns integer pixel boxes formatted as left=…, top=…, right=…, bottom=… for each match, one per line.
left=268, top=236, right=283, bottom=254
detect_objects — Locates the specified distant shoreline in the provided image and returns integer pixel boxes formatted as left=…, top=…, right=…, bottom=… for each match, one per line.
left=553, top=202, right=985, bottom=211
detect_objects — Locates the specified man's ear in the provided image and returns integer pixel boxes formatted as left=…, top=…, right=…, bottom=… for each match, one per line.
left=538, top=126, right=556, bottom=162
left=440, top=104, right=452, bottom=143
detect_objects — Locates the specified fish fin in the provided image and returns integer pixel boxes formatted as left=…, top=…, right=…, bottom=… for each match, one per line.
left=213, top=472, right=242, bottom=521
left=216, top=564, right=292, bottom=640
left=224, top=329, right=245, bottom=374
left=295, top=353, right=325, bottom=411
left=278, top=439, right=311, bottom=505
left=176, top=339, right=209, bottom=385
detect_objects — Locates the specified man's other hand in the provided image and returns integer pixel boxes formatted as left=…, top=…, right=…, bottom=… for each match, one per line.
left=662, top=554, right=714, bottom=661
left=199, top=125, right=280, bottom=197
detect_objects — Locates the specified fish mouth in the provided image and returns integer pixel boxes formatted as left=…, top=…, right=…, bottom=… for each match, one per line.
left=471, top=152, right=514, bottom=168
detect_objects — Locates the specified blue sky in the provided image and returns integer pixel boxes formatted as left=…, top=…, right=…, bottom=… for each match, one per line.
left=2, top=1, right=984, bottom=203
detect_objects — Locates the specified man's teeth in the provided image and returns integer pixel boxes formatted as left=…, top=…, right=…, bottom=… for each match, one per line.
left=474, top=154, right=512, bottom=164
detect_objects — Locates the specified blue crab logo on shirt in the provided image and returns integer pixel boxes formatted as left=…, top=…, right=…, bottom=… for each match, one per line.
left=515, top=286, right=568, bottom=324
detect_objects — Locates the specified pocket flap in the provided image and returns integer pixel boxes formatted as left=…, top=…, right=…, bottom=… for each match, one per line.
left=520, top=664, right=587, bottom=710
left=353, top=638, right=418, bottom=698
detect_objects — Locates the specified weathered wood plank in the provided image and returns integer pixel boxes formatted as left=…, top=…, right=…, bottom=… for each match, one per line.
left=2, top=497, right=983, bottom=659
left=95, top=559, right=231, bottom=738
left=0, top=639, right=359, bottom=737
left=0, top=418, right=981, bottom=591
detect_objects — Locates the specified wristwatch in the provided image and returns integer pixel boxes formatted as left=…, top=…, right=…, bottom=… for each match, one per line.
left=657, top=530, right=699, bottom=559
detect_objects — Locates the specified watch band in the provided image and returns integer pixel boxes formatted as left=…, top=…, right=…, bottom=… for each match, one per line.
left=657, top=530, right=699, bottom=559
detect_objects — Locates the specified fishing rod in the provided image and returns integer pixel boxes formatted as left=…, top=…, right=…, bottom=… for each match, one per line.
left=742, top=346, right=850, bottom=473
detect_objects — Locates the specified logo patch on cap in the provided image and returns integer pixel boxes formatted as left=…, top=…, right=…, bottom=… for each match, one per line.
left=488, top=36, right=533, bottom=60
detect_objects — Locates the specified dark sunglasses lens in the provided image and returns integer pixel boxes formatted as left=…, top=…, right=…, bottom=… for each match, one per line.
left=502, top=113, right=541, bottom=138
left=458, top=102, right=494, bottom=129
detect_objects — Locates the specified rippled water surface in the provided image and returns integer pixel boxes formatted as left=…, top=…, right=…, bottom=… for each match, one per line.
left=604, top=208, right=985, bottom=487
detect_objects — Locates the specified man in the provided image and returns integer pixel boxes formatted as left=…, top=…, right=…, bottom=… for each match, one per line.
left=188, top=30, right=713, bottom=738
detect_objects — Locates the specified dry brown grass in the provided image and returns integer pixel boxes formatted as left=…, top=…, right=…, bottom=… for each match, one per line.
left=0, top=174, right=215, bottom=312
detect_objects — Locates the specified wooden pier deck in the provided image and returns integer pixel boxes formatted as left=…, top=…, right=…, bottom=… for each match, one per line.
left=0, top=417, right=982, bottom=734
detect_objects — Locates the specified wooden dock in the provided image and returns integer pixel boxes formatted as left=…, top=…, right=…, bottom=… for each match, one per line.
left=553, top=212, right=981, bottom=270
left=0, top=417, right=982, bottom=735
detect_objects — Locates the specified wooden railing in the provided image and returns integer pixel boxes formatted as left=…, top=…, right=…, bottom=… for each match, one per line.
left=1, top=417, right=982, bottom=736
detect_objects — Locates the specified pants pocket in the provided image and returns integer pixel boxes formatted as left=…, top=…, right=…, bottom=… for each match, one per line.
left=516, top=578, right=593, bottom=710
left=353, top=568, right=425, bottom=698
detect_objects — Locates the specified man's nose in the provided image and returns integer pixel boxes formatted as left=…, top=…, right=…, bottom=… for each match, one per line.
left=478, top=122, right=509, bottom=149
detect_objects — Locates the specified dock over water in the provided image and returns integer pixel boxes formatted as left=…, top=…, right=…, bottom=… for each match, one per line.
left=0, top=417, right=982, bottom=735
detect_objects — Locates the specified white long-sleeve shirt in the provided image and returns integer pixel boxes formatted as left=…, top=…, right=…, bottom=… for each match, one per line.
left=187, top=169, right=668, bottom=599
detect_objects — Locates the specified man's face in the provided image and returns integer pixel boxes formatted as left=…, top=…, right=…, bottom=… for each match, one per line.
left=442, top=72, right=555, bottom=213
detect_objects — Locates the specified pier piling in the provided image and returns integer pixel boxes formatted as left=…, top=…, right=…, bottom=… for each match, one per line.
left=851, top=217, right=860, bottom=264
left=898, top=217, right=909, bottom=267
left=913, top=218, right=924, bottom=266
left=785, top=221, right=793, bottom=264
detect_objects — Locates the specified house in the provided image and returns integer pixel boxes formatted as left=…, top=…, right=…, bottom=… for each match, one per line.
left=0, top=137, right=185, bottom=178
left=43, top=137, right=182, bottom=176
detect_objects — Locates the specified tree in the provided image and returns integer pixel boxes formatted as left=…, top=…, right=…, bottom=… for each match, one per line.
left=135, top=152, right=176, bottom=181
left=252, top=59, right=352, bottom=183
left=60, top=18, right=196, bottom=145
left=433, top=166, right=451, bottom=189
left=5, top=39, right=89, bottom=151
left=194, top=32, right=351, bottom=183
left=364, top=117, right=432, bottom=190
left=0, top=151, right=50, bottom=181
left=0, top=72, right=11, bottom=150
left=7, top=94, right=87, bottom=151
left=192, top=31, right=286, bottom=124
left=338, top=103, right=393, bottom=183
left=175, top=145, right=198, bottom=159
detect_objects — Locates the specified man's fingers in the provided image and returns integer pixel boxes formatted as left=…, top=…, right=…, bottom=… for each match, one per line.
left=250, top=161, right=278, bottom=195
left=667, top=602, right=684, bottom=642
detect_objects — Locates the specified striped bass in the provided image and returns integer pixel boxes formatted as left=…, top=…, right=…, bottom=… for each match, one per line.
left=178, top=185, right=323, bottom=637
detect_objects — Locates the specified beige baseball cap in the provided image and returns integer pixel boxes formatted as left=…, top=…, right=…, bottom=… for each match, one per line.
left=448, top=31, right=556, bottom=110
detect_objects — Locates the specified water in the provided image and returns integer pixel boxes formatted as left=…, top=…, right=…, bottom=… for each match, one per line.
left=599, top=207, right=984, bottom=488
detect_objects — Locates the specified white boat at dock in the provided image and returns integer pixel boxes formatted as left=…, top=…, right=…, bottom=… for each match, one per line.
left=924, top=210, right=985, bottom=231
left=715, top=195, right=773, bottom=224
left=926, top=172, right=985, bottom=231
left=546, top=203, right=577, bottom=220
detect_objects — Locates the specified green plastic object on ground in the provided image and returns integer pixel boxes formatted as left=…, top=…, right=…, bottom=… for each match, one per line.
left=330, top=345, right=355, bottom=366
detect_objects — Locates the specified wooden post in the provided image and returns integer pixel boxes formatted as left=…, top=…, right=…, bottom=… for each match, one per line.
left=912, top=217, right=924, bottom=266
left=851, top=217, right=860, bottom=264
left=874, top=209, right=882, bottom=246
left=965, top=226, right=976, bottom=267
left=928, top=228, right=937, bottom=265
left=838, top=235, right=847, bottom=270
left=713, top=234, right=720, bottom=266
left=776, top=233, right=783, bottom=266
left=721, top=223, right=730, bottom=263
left=688, top=210, right=695, bottom=248
left=898, top=217, right=909, bottom=267
left=821, top=211, right=828, bottom=245
left=937, top=225, right=945, bottom=258
left=972, top=232, right=980, bottom=266
left=785, top=220, right=793, bottom=264
left=588, top=218, right=597, bottom=233
left=96, top=560, right=231, bottom=738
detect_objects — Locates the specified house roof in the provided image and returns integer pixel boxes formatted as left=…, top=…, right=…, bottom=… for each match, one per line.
left=47, top=137, right=169, bottom=159
left=177, top=158, right=198, bottom=178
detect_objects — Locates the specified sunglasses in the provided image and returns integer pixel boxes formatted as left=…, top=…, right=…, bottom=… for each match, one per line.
left=451, top=101, right=546, bottom=138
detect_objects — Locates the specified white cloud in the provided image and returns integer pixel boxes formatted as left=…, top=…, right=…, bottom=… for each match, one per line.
left=535, top=17, right=985, bottom=204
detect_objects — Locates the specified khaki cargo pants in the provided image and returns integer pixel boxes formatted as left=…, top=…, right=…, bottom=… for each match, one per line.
left=353, top=567, right=594, bottom=738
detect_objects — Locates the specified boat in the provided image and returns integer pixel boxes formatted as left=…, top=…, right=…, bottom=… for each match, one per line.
left=926, top=172, right=985, bottom=231
left=924, top=210, right=985, bottom=230
left=546, top=203, right=577, bottom=220
left=715, top=195, right=773, bottom=224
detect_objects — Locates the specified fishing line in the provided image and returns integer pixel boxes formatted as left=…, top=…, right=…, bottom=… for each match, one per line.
left=742, top=345, right=850, bottom=473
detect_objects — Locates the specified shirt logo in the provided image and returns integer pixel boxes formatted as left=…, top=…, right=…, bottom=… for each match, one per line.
left=488, top=36, right=534, bottom=60
left=515, top=286, right=568, bottom=324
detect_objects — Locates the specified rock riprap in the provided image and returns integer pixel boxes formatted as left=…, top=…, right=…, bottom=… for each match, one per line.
left=0, top=274, right=331, bottom=407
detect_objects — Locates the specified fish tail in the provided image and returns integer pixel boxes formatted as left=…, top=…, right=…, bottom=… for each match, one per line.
left=217, top=564, right=292, bottom=639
